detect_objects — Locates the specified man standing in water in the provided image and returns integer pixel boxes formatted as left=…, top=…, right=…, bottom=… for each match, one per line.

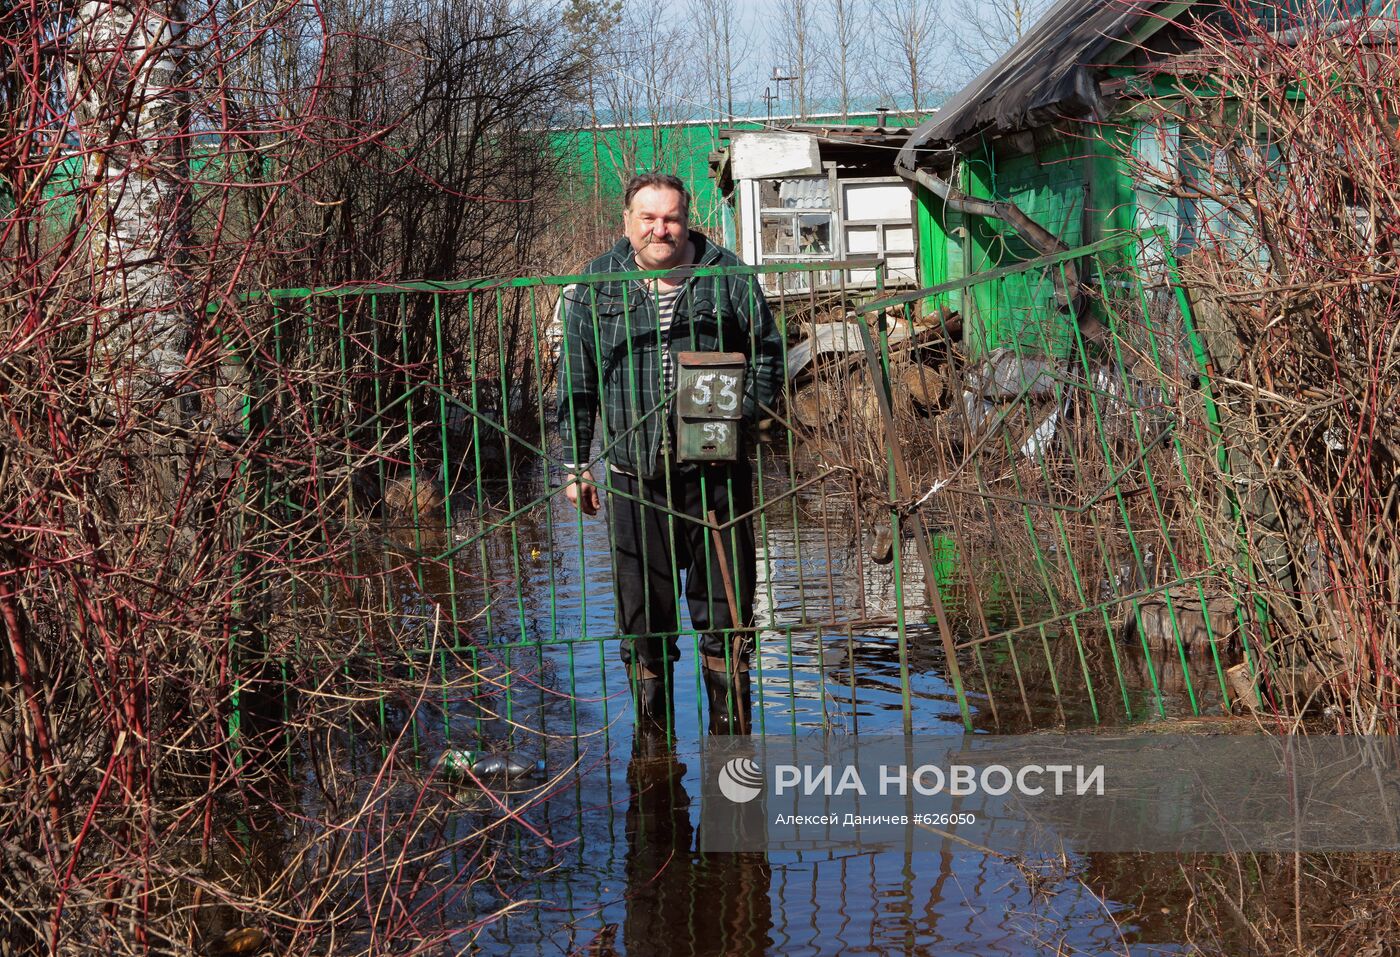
left=557, top=172, right=783, bottom=737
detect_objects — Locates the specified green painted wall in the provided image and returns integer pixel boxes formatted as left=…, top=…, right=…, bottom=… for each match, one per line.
left=983, top=137, right=1089, bottom=356
left=915, top=184, right=965, bottom=311
left=913, top=122, right=1140, bottom=358
left=552, top=121, right=739, bottom=239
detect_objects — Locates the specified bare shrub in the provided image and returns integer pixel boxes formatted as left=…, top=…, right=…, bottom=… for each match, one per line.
left=1128, top=0, right=1400, bottom=728
left=1, top=0, right=582, bottom=951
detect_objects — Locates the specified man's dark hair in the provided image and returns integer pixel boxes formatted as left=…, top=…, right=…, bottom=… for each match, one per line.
left=623, top=172, right=690, bottom=217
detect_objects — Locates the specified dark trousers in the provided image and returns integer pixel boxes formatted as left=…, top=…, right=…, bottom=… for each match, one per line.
left=607, top=460, right=756, bottom=674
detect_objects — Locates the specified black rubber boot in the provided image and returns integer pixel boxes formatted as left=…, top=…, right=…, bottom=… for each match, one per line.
left=630, top=663, right=675, bottom=740
left=703, top=666, right=751, bottom=736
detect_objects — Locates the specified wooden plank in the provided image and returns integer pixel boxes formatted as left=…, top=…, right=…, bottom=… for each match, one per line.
left=730, top=132, right=821, bottom=179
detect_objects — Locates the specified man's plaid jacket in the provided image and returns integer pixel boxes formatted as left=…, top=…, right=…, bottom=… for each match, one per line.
left=556, top=232, right=784, bottom=479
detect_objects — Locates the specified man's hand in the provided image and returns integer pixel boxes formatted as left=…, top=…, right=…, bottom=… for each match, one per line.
left=564, top=470, right=601, bottom=516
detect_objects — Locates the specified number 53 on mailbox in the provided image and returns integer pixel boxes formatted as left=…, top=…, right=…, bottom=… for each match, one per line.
left=674, top=352, right=746, bottom=463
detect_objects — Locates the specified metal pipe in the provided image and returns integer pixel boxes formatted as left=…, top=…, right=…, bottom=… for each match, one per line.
left=896, top=160, right=1082, bottom=310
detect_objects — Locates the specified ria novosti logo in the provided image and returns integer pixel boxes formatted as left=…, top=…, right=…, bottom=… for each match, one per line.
left=717, top=756, right=764, bottom=803
left=716, top=752, right=1107, bottom=806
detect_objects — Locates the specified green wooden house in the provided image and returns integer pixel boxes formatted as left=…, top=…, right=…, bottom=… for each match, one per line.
left=892, top=0, right=1209, bottom=357
left=893, top=0, right=1382, bottom=356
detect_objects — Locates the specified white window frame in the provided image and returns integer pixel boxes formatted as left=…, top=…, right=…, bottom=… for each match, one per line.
left=837, top=176, right=917, bottom=288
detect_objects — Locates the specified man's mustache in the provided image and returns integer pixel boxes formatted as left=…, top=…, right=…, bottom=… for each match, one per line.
left=639, top=234, right=676, bottom=247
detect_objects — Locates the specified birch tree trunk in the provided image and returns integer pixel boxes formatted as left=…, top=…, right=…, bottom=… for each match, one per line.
left=65, top=0, right=190, bottom=422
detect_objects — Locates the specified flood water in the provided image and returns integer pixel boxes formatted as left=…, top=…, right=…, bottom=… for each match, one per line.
left=363, top=452, right=1215, bottom=956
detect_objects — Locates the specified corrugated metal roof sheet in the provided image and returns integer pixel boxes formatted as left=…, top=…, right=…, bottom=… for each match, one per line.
left=776, top=177, right=831, bottom=209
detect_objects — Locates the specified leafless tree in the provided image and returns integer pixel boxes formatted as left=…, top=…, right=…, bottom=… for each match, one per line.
left=823, top=0, right=866, bottom=120
left=564, top=0, right=626, bottom=209
left=950, top=0, right=1053, bottom=76
left=2, top=0, right=585, bottom=949
left=876, top=0, right=940, bottom=116
left=692, top=0, right=748, bottom=122
left=585, top=2, right=696, bottom=187
left=775, top=0, right=818, bottom=117
left=302, top=0, right=578, bottom=282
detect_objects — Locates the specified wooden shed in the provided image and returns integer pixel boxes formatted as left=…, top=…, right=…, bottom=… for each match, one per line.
left=710, top=123, right=922, bottom=294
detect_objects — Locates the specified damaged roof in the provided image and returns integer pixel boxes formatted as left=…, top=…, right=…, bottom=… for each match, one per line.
left=711, top=123, right=915, bottom=194
left=897, top=0, right=1176, bottom=171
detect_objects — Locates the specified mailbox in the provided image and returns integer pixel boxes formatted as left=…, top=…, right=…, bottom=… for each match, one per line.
left=675, top=352, right=746, bottom=463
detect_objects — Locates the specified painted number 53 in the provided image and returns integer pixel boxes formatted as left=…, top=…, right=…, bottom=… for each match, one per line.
left=692, top=372, right=740, bottom=413
left=702, top=422, right=730, bottom=443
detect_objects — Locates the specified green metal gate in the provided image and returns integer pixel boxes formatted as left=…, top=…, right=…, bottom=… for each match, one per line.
left=216, top=233, right=1266, bottom=751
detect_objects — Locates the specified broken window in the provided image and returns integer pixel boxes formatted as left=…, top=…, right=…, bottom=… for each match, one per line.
left=749, top=173, right=916, bottom=292
left=760, top=211, right=834, bottom=257
left=757, top=175, right=838, bottom=292
left=759, top=177, right=832, bottom=210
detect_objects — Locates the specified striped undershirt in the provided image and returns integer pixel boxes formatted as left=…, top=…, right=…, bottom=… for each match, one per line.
left=652, top=283, right=682, bottom=397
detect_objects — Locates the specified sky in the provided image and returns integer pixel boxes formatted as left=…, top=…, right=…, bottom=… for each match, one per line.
left=574, top=0, right=1056, bottom=129
left=670, top=0, right=1041, bottom=120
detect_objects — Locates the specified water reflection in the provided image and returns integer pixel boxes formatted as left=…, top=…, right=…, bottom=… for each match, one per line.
left=385, top=456, right=1207, bottom=955
left=623, top=735, right=773, bottom=956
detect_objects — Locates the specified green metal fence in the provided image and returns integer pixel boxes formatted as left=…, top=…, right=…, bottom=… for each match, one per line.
left=870, top=231, right=1261, bottom=729
left=217, top=233, right=1265, bottom=752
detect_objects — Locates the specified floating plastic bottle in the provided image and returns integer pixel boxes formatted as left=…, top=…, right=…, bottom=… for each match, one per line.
left=440, top=749, right=545, bottom=781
